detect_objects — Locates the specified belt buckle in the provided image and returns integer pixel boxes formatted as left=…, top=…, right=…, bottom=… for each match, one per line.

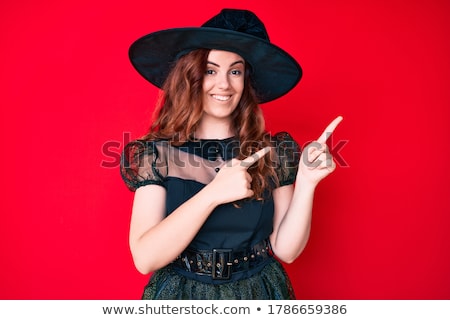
left=212, top=248, right=233, bottom=280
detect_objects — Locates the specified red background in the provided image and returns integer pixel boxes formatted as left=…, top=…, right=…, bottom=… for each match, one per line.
left=1, top=0, right=450, bottom=299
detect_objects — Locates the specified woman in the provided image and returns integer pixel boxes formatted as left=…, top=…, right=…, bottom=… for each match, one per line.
left=121, top=8, right=342, bottom=299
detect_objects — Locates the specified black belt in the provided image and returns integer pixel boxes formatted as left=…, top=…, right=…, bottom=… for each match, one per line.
left=172, top=239, right=273, bottom=280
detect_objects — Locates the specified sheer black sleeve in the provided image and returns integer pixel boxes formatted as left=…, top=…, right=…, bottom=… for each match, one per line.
left=273, top=132, right=301, bottom=186
left=120, top=140, right=167, bottom=191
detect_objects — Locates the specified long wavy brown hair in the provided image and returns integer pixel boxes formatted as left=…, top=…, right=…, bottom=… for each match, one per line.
left=141, top=49, right=278, bottom=199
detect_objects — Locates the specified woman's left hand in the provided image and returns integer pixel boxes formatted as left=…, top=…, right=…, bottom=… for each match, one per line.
left=297, top=116, right=343, bottom=186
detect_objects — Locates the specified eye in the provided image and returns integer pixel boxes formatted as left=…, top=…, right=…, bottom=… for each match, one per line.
left=205, top=69, right=216, bottom=75
left=230, top=69, right=242, bottom=76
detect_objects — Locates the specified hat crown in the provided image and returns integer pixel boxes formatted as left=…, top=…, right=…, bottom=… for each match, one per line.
left=201, top=9, right=270, bottom=42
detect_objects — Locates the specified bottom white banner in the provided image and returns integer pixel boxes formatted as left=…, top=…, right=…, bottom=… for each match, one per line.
left=1, top=300, right=450, bottom=320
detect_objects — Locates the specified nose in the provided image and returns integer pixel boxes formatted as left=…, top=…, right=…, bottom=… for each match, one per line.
left=216, top=72, right=230, bottom=90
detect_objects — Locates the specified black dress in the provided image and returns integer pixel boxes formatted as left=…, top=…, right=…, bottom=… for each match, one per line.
left=120, top=132, right=300, bottom=299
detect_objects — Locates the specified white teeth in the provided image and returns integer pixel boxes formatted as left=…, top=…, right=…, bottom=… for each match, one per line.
left=212, top=95, right=231, bottom=101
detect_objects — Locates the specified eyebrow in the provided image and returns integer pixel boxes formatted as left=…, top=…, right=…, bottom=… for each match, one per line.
left=207, top=60, right=245, bottom=67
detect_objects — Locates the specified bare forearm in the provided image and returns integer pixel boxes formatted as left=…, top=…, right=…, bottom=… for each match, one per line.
left=272, top=180, right=316, bottom=263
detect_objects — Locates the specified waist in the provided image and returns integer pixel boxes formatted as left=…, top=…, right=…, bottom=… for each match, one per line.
left=171, top=238, right=273, bottom=280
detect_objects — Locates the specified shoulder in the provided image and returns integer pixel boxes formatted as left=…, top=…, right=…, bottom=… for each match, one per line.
left=121, top=139, right=173, bottom=164
left=270, top=132, right=301, bottom=186
left=271, top=131, right=301, bottom=154
left=120, top=139, right=169, bottom=191
left=122, top=139, right=168, bottom=156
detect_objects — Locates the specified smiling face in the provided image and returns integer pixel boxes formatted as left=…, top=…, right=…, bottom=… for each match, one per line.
left=201, top=50, right=245, bottom=121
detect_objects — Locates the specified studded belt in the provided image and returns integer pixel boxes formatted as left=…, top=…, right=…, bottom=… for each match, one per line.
left=172, top=238, right=273, bottom=280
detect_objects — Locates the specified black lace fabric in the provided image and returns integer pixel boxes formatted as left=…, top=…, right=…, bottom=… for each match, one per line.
left=120, top=132, right=300, bottom=192
left=273, top=131, right=301, bottom=186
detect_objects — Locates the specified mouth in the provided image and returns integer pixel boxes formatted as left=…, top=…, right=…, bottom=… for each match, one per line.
left=211, top=94, right=232, bottom=102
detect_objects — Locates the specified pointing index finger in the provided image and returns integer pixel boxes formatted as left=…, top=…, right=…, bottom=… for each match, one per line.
left=317, top=116, right=343, bottom=143
left=241, top=146, right=270, bottom=168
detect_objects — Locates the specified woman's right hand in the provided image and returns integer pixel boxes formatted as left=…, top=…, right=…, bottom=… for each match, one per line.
left=206, top=147, right=270, bottom=204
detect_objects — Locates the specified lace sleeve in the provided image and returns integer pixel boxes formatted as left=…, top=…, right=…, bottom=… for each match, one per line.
left=273, top=132, right=301, bottom=186
left=120, top=140, right=167, bottom=191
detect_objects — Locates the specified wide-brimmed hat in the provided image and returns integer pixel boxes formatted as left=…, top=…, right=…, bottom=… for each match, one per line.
left=129, top=8, right=302, bottom=103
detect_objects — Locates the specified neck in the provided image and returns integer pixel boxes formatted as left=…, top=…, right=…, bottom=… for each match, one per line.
left=195, top=118, right=234, bottom=140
